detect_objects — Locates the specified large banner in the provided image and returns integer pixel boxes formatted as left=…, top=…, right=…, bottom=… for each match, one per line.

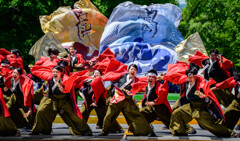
left=29, top=0, right=108, bottom=60
left=99, top=2, right=184, bottom=74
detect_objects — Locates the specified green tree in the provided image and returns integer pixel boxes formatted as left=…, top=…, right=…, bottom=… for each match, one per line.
left=179, top=0, right=240, bottom=67
left=0, top=0, right=76, bottom=71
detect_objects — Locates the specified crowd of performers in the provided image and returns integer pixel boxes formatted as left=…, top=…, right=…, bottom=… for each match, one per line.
left=0, top=47, right=240, bottom=138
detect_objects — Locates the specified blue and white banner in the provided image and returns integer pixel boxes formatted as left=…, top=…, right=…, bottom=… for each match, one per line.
left=100, top=1, right=184, bottom=74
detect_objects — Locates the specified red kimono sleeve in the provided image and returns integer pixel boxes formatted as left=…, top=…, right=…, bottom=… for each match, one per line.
left=93, top=57, right=111, bottom=74
left=31, top=66, right=53, bottom=81
left=90, top=76, right=107, bottom=103
left=130, top=76, right=148, bottom=95
left=102, top=59, right=128, bottom=81
left=188, top=50, right=209, bottom=67
left=215, top=77, right=236, bottom=90
left=219, top=57, right=233, bottom=78
left=97, top=47, right=115, bottom=62
left=20, top=75, right=36, bottom=113
left=164, top=61, right=189, bottom=85
left=154, top=81, right=172, bottom=113
left=0, top=48, right=10, bottom=58
left=0, top=88, right=11, bottom=117
left=76, top=54, right=85, bottom=65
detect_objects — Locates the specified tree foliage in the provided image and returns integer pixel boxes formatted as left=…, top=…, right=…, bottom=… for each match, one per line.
left=179, top=0, right=240, bottom=67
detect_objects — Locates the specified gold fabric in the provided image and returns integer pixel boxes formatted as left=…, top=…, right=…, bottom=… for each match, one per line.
left=29, top=31, right=68, bottom=60
left=174, top=32, right=208, bottom=62
left=74, top=0, right=99, bottom=12
left=29, top=0, right=108, bottom=60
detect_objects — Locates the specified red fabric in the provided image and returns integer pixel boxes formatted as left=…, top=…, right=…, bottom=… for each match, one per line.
left=215, top=77, right=236, bottom=90
left=93, top=57, right=111, bottom=74
left=76, top=54, right=85, bottom=65
left=0, top=48, right=10, bottom=58
left=5, top=75, right=36, bottom=113
left=70, top=88, right=83, bottom=119
left=0, top=88, right=11, bottom=117
left=90, top=76, right=107, bottom=103
left=130, top=76, right=148, bottom=95
left=0, top=67, right=12, bottom=78
left=35, top=56, right=59, bottom=67
left=31, top=66, right=53, bottom=81
left=61, top=72, right=91, bottom=120
left=164, top=61, right=189, bottom=84
left=0, top=54, right=4, bottom=62
left=27, top=73, right=33, bottom=79
left=102, top=59, right=128, bottom=81
left=188, top=51, right=210, bottom=67
left=7, top=56, right=24, bottom=71
left=110, top=84, right=125, bottom=103
left=219, top=57, right=233, bottom=78
left=97, top=47, right=115, bottom=62
left=130, top=81, right=148, bottom=95
left=62, top=71, right=89, bottom=93
left=154, top=81, right=172, bottom=113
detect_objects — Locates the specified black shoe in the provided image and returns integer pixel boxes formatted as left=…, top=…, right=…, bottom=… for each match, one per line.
left=188, top=128, right=197, bottom=134
left=148, top=132, right=157, bottom=137
left=23, top=124, right=32, bottom=130
left=28, top=132, right=39, bottom=135
left=118, top=129, right=124, bottom=133
left=173, top=132, right=188, bottom=136
left=83, top=131, right=92, bottom=136
left=15, top=130, right=21, bottom=136
left=235, top=125, right=240, bottom=130
left=98, top=133, right=108, bottom=136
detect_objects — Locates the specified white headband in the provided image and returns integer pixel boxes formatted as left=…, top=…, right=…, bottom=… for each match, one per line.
left=148, top=72, right=157, bottom=77
left=1, top=63, right=10, bottom=67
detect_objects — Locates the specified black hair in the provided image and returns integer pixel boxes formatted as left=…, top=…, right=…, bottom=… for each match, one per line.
left=48, top=48, right=60, bottom=56
left=11, top=49, right=20, bottom=56
left=233, top=69, right=240, bottom=81
left=186, top=63, right=200, bottom=76
left=1, top=59, right=10, bottom=64
left=128, top=64, right=138, bottom=71
left=15, top=68, right=23, bottom=75
left=53, top=65, right=63, bottom=72
left=58, top=60, right=69, bottom=68
left=209, top=49, right=219, bottom=55
left=93, top=69, right=103, bottom=76
left=148, top=69, right=158, bottom=76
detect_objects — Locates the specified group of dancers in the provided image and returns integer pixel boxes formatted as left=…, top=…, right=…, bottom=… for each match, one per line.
left=0, top=47, right=240, bottom=138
